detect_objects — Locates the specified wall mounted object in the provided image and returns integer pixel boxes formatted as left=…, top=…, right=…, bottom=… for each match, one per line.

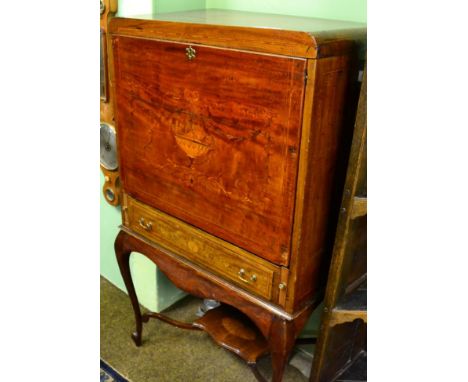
left=111, top=9, right=365, bottom=382
left=100, top=122, right=120, bottom=205
left=100, top=0, right=120, bottom=206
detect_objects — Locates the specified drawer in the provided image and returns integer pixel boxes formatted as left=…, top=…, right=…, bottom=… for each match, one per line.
left=122, top=194, right=283, bottom=302
left=113, top=36, right=306, bottom=266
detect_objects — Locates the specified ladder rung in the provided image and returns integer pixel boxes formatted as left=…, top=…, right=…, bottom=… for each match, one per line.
left=329, top=308, right=367, bottom=327
left=351, top=196, right=367, bottom=219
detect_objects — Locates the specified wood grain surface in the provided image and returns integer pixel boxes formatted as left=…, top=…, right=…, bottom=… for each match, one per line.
left=115, top=229, right=314, bottom=382
left=287, top=55, right=353, bottom=312
left=123, top=194, right=284, bottom=303
left=309, top=65, right=367, bottom=382
left=100, top=0, right=120, bottom=205
left=115, top=229, right=308, bottom=336
left=110, top=12, right=366, bottom=381
left=113, top=36, right=306, bottom=265
left=193, top=304, right=269, bottom=364
left=100, top=0, right=117, bottom=124
left=109, top=10, right=365, bottom=59
left=101, top=165, right=121, bottom=206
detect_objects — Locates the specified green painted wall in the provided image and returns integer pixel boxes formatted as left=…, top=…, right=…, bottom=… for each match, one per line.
left=119, top=0, right=367, bottom=22
left=206, top=0, right=366, bottom=22
left=100, top=174, right=124, bottom=293
left=155, top=0, right=206, bottom=13
left=100, top=174, right=185, bottom=312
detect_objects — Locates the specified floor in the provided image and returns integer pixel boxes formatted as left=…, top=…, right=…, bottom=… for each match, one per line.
left=336, top=352, right=367, bottom=382
left=101, top=277, right=308, bottom=382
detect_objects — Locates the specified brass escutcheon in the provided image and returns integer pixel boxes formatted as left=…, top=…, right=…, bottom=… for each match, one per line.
left=186, top=46, right=196, bottom=61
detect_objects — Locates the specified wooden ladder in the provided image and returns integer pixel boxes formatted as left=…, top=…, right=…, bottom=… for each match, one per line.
left=309, top=65, right=367, bottom=382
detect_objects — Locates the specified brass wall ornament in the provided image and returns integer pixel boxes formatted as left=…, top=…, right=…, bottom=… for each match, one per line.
left=100, top=123, right=118, bottom=170
left=100, top=0, right=120, bottom=206
left=186, top=46, right=196, bottom=61
left=100, top=123, right=121, bottom=206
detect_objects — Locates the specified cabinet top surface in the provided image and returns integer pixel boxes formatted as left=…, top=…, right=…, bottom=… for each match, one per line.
left=122, top=9, right=365, bottom=34
left=110, top=9, right=365, bottom=58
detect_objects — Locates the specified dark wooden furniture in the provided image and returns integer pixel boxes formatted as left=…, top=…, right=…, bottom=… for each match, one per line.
left=110, top=10, right=365, bottom=382
left=309, top=66, right=367, bottom=382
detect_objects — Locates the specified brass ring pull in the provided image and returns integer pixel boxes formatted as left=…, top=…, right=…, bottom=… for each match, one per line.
left=138, top=217, right=153, bottom=231
left=238, top=268, right=257, bottom=284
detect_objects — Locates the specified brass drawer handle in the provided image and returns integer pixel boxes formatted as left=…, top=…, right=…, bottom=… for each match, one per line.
left=138, top=217, right=153, bottom=231
left=238, top=268, right=257, bottom=284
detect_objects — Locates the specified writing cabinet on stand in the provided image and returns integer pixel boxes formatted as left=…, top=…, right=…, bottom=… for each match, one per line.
left=110, top=10, right=366, bottom=382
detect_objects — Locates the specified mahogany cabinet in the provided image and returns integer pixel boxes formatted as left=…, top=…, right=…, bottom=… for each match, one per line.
left=110, top=10, right=365, bottom=382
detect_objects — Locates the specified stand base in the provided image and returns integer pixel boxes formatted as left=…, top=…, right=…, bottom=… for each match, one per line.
left=115, top=229, right=315, bottom=382
left=139, top=304, right=269, bottom=381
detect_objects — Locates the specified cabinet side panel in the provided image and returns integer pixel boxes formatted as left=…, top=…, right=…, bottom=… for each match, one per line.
left=287, top=55, right=352, bottom=312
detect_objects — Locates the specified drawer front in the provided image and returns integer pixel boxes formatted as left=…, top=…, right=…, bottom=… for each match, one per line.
left=113, top=36, right=306, bottom=266
left=123, top=194, right=281, bottom=302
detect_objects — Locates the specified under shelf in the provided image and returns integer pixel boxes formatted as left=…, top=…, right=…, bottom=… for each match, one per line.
left=350, top=196, right=367, bottom=219
left=330, top=286, right=367, bottom=327
left=193, top=304, right=269, bottom=364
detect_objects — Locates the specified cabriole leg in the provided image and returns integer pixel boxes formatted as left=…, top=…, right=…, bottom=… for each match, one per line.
left=269, top=317, right=296, bottom=382
left=114, top=230, right=143, bottom=346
